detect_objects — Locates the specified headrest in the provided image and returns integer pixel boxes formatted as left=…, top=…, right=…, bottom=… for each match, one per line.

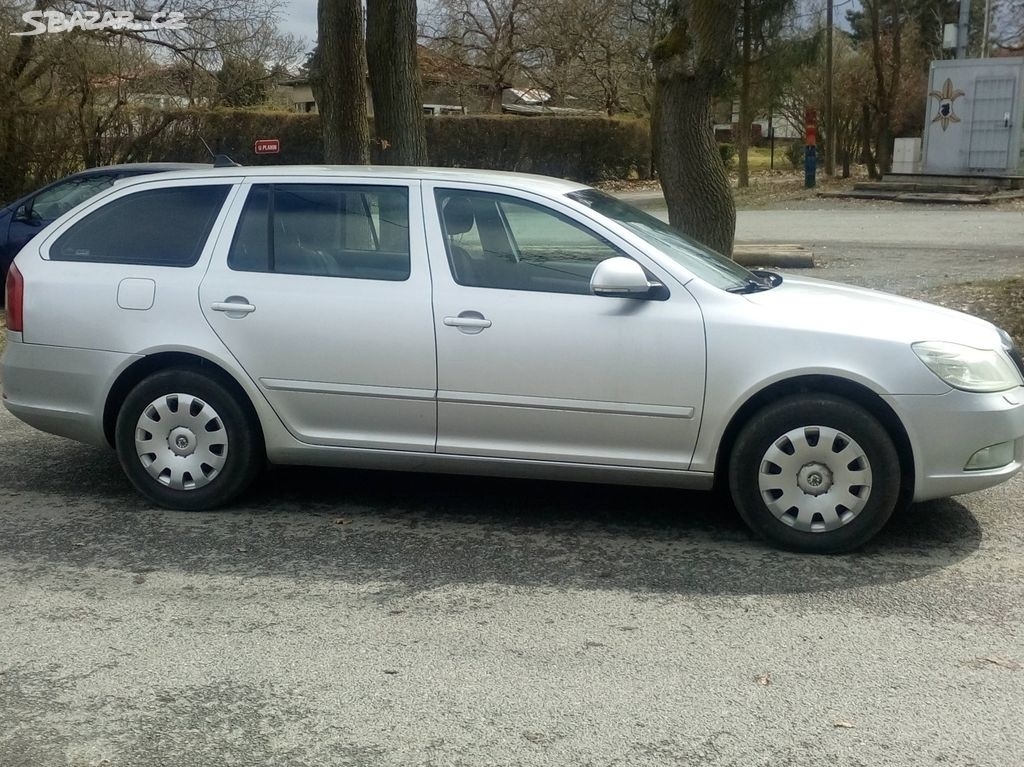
left=443, top=197, right=475, bottom=236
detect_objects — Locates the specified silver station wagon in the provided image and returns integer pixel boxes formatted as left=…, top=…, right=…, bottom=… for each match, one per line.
left=3, top=166, right=1024, bottom=553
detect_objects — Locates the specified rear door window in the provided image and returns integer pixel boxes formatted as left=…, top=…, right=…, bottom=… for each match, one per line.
left=227, top=184, right=411, bottom=281
left=51, top=185, right=231, bottom=266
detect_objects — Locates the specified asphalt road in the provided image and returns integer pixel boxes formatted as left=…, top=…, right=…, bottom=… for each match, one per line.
left=2, top=201, right=1024, bottom=766
left=625, top=192, right=1024, bottom=294
left=735, top=202, right=1024, bottom=293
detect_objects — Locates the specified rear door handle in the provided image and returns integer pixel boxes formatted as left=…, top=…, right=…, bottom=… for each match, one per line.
left=444, top=311, right=491, bottom=334
left=443, top=316, right=491, bottom=328
left=211, top=297, right=256, bottom=317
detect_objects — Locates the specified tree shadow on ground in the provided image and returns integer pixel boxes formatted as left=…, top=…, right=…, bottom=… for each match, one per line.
left=0, top=436, right=984, bottom=598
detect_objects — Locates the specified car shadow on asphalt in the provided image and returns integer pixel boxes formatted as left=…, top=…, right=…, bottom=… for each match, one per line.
left=0, top=439, right=983, bottom=597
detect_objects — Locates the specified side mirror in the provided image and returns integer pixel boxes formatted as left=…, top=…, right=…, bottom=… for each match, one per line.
left=13, top=204, right=39, bottom=226
left=590, top=257, right=662, bottom=299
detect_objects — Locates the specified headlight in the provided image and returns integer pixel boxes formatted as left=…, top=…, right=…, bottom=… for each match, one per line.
left=912, top=341, right=1023, bottom=392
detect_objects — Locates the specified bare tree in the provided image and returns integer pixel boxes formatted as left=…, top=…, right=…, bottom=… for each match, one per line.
left=652, top=0, right=739, bottom=255
left=425, top=0, right=537, bottom=111
left=520, top=0, right=648, bottom=114
left=779, top=32, right=873, bottom=178
left=864, top=0, right=901, bottom=177
left=0, top=0, right=304, bottom=201
left=736, top=0, right=795, bottom=187
left=366, top=0, right=428, bottom=164
left=992, top=0, right=1024, bottom=52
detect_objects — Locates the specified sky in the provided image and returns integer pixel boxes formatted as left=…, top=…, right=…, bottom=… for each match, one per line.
left=279, top=0, right=318, bottom=53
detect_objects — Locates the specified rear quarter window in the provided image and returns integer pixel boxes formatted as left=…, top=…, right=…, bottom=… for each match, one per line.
left=51, top=185, right=231, bottom=267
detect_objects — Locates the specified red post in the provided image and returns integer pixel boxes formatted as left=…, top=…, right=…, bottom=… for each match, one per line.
left=804, top=107, right=818, bottom=189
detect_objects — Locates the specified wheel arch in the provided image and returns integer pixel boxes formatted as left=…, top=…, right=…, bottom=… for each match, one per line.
left=713, top=374, right=915, bottom=505
left=103, top=351, right=264, bottom=449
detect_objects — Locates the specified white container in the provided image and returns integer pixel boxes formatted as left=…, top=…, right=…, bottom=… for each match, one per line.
left=921, top=57, right=1024, bottom=176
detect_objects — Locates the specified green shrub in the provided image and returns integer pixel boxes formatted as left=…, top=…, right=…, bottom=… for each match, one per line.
left=718, top=143, right=735, bottom=168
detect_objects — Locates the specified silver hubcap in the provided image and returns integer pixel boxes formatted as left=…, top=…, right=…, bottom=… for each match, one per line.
left=134, top=393, right=228, bottom=491
left=758, top=425, right=872, bottom=533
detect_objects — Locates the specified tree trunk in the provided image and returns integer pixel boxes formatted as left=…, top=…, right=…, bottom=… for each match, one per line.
left=312, top=0, right=370, bottom=164
left=874, top=117, right=892, bottom=176
left=861, top=101, right=879, bottom=179
left=865, top=0, right=899, bottom=179
left=366, top=0, right=428, bottom=165
left=654, top=78, right=736, bottom=255
left=737, top=0, right=752, bottom=189
left=651, top=4, right=739, bottom=257
left=487, top=82, right=503, bottom=113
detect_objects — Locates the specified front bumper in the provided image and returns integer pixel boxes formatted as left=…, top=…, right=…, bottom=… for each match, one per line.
left=886, top=387, right=1024, bottom=502
left=1, top=335, right=138, bottom=448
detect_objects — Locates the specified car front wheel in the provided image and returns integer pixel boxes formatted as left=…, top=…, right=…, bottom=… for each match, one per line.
left=115, top=369, right=262, bottom=510
left=728, top=394, right=902, bottom=553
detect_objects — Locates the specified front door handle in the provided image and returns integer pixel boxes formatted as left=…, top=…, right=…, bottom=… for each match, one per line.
left=211, top=296, right=256, bottom=318
left=444, top=311, right=491, bottom=334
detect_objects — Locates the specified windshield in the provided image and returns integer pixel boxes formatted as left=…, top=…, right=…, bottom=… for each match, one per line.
left=567, top=189, right=757, bottom=291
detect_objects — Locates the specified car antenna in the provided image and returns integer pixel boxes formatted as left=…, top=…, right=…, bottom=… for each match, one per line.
left=199, top=136, right=241, bottom=168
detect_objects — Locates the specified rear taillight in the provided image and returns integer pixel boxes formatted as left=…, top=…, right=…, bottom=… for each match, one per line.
left=5, top=263, right=23, bottom=333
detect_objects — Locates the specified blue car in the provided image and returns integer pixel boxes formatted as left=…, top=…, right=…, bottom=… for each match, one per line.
left=0, top=163, right=207, bottom=300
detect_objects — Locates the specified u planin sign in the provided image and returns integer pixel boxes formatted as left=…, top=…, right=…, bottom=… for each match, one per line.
left=254, top=139, right=281, bottom=155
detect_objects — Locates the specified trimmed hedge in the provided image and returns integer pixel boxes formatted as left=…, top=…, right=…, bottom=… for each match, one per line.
left=423, top=115, right=652, bottom=181
left=127, top=109, right=652, bottom=182
left=129, top=109, right=324, bottom=165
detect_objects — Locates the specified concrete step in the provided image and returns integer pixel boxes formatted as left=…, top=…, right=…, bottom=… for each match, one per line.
left=896, top=192, right=988, bottom=204
left=818, top=189, right=1008, bottom=204
left=733, top=244, right=814, bottom=269
left=884, top=173, right=1024, bottom=190
left=854, top=181, right=999, bottom=194
left=853, top=181, right=919, bottom=193
left=985, top=190, right=1024, bottom=202
left=818, top=189, right=899, bottom=201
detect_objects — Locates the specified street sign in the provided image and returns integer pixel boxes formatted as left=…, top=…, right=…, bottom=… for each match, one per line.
left=254, top=139, right=280, bottom=155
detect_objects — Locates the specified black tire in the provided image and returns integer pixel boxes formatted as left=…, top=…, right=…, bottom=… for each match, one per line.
left=115, top=368, right=263, bottom=510
left=728, top=394, right=902, bottom=554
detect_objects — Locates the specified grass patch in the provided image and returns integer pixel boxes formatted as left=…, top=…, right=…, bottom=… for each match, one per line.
left=912, top=278, right=1024, bottom=347
left=745, top=146, right=776, bottom=170
left=731, top=170, right=860, bottom=209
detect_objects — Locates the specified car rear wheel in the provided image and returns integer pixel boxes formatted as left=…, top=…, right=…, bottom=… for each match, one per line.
left=728, top=394, right=902, bottom=553
left=115, top=369, right=262, bottom=510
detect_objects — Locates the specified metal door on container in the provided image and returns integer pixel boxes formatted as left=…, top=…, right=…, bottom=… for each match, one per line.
left=969, top=77, right=1017, bottom=171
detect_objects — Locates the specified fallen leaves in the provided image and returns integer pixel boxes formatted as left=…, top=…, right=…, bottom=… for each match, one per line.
left=913, top=278, right=1024, bottom=349
left=833, top=720, right=856, bottom=729
left=754, top=673, right=772, bottom=686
